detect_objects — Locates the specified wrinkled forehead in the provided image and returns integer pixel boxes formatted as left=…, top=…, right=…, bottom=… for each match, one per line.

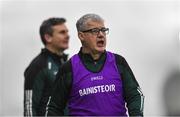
left=85, top=20, right=105, bottom=29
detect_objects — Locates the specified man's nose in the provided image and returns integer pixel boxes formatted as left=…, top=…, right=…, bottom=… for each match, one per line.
left=66, top=34, right=70, bottom=40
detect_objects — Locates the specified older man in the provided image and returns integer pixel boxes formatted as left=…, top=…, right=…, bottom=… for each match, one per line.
left=46, top=14, right=144, bottom=116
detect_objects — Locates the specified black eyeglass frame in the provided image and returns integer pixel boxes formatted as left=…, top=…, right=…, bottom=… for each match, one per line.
left=81, top=27, right=109, bottom=35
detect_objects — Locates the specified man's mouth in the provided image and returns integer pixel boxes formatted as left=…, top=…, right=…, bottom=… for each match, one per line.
left=62, top=37, right=69, bottom=44
left=97, top=40, right=105, bottom=47
left=63, top=40, right=69, bottom=44
left=62, top=39, right=69, bottom=44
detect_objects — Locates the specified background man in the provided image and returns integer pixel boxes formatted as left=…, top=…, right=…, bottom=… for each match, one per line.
left=24, top=17, right=69, bottom=116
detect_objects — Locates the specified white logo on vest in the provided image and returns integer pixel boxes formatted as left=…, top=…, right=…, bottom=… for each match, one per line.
left=79, top=84, right=116, bottom=96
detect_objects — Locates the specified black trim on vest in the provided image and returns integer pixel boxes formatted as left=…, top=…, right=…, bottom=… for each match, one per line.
left=114, top=54, right=140, bottom=86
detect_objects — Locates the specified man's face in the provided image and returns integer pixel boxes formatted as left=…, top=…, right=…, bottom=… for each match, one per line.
left=79, top=21, right=108, bottom=54
left=47, top=24, right=69, bottom=51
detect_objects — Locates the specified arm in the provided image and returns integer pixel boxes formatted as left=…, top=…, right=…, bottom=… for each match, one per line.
left=46, top=61, right=72, bottom=116
left=24, top=65, right=45, bottom=116
left=115, top=54, right=144, bottom=116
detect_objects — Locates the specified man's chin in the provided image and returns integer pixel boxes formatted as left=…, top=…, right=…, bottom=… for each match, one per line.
left=96, top=47, right=105, bottom=53
left=59, top=46, right=69, bottom=51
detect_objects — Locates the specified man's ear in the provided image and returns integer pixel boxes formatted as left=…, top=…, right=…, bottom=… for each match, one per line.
left=44, top=34, right=52, bottom=43
left=78, top=32, right=84, bottom=42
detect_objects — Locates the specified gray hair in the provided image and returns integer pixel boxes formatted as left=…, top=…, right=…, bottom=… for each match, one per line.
left=76, top=13, right=104, bottom=32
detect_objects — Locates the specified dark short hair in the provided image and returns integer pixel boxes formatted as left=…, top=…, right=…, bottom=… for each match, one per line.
left=39, top=17, right=66, bottom=45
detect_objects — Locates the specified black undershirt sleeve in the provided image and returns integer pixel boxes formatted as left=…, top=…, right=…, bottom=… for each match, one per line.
left=115, top=54, right=144, bottom=116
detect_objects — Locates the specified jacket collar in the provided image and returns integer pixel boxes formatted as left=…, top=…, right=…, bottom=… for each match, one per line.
left=42, top=48, right=68, bottom=62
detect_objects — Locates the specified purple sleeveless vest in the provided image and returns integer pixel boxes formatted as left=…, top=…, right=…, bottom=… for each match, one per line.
left=68, top=51, right=127, bottom=116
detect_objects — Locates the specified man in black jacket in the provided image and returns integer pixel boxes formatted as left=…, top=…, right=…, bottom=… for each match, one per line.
left=47, top=13, right=144, bottom=116
left=24, top=17, right=69, bottom=116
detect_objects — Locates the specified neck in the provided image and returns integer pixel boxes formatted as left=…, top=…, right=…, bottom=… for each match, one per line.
left=46, top=45, right=63, bottom=56
left=82, top=47, right=102, bottom=60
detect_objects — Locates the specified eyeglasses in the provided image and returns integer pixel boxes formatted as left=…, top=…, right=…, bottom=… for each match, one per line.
left=81, top=27, right=109, bottom=35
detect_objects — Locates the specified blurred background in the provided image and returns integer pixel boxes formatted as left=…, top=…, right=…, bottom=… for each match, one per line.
left=0, top=0, right=179, bottom=116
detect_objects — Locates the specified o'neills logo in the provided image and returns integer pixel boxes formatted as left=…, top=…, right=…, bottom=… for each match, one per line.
left=79, top=84, right=116, bottom=96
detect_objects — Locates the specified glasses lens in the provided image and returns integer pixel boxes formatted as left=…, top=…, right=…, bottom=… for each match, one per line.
left=91, top=28, right=99, bottom=34
left=101, top=28, right=109, bottom=34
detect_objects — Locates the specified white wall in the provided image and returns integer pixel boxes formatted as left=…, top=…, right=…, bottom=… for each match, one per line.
left=0, top=1, right=2, bottom=115
left=0, top=0, right=179, bottom=115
